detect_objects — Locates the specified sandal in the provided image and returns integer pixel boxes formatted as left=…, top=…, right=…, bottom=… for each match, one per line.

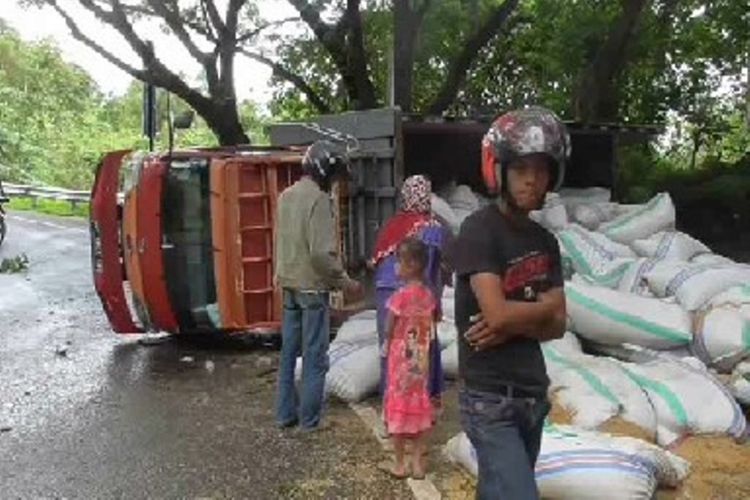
left=377, top=460, right=409, bottom=479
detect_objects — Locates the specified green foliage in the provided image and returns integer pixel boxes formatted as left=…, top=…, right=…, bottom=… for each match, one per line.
left=1, top=1, right=747, bottom=198
left=0, top=253, right=29, bottom=274
left=0, top=26, right=267, bottom=191
left=618, top=144, right=750, bottom=204
left=269, top=0, right=748, bottom=135
left=8, top=196, right=89, bottom=218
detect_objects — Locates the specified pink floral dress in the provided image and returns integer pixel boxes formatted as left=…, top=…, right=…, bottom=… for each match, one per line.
left=383, top=283, right=436, bottom=436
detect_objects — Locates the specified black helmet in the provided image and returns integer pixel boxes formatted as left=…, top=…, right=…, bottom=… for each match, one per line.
left=481, top=106, right=570, bottom=195
left=302, top=140, right=350, bottom=189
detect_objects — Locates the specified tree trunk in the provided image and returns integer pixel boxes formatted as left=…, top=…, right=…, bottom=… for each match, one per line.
left=343, top=0, right=378, bottom=109
left=393, top=1, right=427, bottom=112
left=572, top=0, right=650, bottom=122
left=188, top=95, right=249, bottom=145
left=290, top=0, right=378, bottom=111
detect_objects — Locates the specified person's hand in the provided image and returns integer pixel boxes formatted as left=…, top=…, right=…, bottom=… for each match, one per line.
left=537, top=289, right=563, bottom=313
left=464, top=313, right=509, bottom=351
left=343, top=279, right=364, bottom=301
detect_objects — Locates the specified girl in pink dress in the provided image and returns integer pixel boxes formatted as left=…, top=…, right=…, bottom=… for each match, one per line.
left=382, top=237, right=437, bottom=479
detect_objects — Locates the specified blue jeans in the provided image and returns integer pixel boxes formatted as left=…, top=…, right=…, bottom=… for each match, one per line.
left=459, top=387, right=550, bottom=500
left=276, top=289, right=330, bottom=429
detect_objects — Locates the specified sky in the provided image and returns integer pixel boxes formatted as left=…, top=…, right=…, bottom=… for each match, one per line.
left=1, top=0, right=301, bottom=107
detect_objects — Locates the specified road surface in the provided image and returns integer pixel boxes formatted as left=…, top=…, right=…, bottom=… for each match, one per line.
left=0, top=211, right=410, bottom=499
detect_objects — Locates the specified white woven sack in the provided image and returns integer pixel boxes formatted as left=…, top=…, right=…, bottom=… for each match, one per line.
left=333, top=310, right=378, bottom=345
left=444, top=184, right=480, bottom=212
left=572, top=202, right=619, bottom=229
left=710, top=284, right=750, bottom=308
left=436, top=320, right=457, bottom=349
left=559, top=186, right=612, bottom=203
left=441, top=341, right=459, bottom=379
left=445, top=426, right=689, bottom=500
left=537, top=425, right=689, bottom=499
left=441, top=285, right=455, bottom=322
left=644, top=261, right=750, bottom=311
left=690, top=252, right=735, bottom=266
left=543, top=342, right=657, bottom=438
left=431, top=193, right=460, bottom=235
left=325, top=340, right=381, bottom=402
left=600, top=193, right=676, bottom=243
left=557, top=224, right=634, bottom=288
left=611, top=346, right=747, bottom=446
left=693, top=308, right=750, bottom=372
left=730, top=361, right=750, bottom=405
left=566, top=281, right=692, bottom=349
left=631, top=231, right=710, bottom=261
left=544, top=330, right=584, bottom=355
left=530, top=192, right=568, bottom=230
left=617, top=258, right=658, bottom=296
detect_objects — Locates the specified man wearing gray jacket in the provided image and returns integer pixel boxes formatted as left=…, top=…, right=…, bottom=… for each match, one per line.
left=275, top=140, right=362, bottom=432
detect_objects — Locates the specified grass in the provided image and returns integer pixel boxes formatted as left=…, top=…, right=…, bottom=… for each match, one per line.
left=6, top=197, right=89, bottom=218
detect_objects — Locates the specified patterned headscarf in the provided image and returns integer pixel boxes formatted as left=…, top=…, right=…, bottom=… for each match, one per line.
left=371, top=175, right=438, bottom=266
left=400, top=175, right=431, bottom=214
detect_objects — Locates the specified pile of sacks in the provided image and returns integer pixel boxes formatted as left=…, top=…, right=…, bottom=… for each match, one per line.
left=311, top=184, right=748, bottom=498
left=432, top=185, right=748, bottom=498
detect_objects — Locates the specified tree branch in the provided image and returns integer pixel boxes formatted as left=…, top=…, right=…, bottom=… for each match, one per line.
left=425, top=0, right=520, bottom=115
left=145, top=0, right=208, bottom=64
left=203, top=0, right=226, bottom=34
left=226, top=0, right=247, bottom=32
left=287, top=0, right=341, bottom=54
left=198, top=0, right=218, bottom=41
left=238, top=49, right=331, bottom=114
left=237, top=17, right=301, bottom=43
left=48, top=1, right=145, bottom=80
left=64, top=0, right=215, bottom=113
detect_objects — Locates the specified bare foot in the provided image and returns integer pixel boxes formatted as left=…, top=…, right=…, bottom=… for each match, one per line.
left=411, top=457, right=427, bottom=480
left=377, top=459, right=408, bottom=479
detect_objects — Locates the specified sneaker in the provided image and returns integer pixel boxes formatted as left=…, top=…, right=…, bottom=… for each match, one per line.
left=277, top=419, right=298, bottom=429
left=298, top=420, right=332, bottom=434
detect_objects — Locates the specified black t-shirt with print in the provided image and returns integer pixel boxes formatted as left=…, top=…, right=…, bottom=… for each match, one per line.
left=453, top=204, right=564, bottom=396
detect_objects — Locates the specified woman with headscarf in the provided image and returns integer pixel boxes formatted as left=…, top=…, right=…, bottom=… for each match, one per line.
left=370, top=175, right=452, bottom=406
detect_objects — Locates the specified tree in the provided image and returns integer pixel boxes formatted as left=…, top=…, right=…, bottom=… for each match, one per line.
left=572, top=0, right=651, bottom=122
left=0, top=24, right=113, bottom=187
left=28, top=0, right=750, bottom=148
left=0, top=24, right=268, bottom=189
left=270, top=0, right=521, bottom=115
left=27, top=0, right=260, bottom=145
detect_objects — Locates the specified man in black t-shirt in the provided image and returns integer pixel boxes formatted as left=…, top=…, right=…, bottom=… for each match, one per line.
left=454, top=107, right=569, bottom=500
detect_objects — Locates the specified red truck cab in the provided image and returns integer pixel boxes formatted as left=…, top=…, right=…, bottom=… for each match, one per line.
left=90, top=147, right=308, bottom=335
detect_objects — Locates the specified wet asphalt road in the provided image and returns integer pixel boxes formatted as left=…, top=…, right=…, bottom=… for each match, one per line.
left=0, top=212, right=410, bottom=499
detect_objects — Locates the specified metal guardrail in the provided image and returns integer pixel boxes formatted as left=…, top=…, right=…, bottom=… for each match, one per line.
left=3, top=182, right=91, bottom=210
